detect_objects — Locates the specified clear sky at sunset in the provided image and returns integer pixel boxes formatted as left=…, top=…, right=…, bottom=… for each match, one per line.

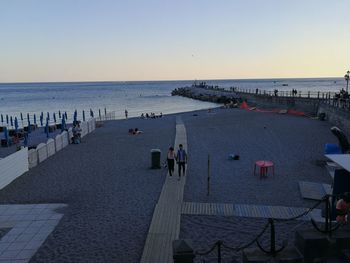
left=0, top=0, right=349, bottom=82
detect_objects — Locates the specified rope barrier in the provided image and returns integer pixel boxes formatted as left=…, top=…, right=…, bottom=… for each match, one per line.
left=194, top=193, right=347, bottom=261
left=274, top=198, right=324, bottom=222
left=195, top=241, right=221, bottom=256
left=221, top=220, right=270, bottom=252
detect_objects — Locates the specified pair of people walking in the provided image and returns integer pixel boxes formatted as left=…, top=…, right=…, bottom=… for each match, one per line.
left=167, top=144, right=187, bottom=180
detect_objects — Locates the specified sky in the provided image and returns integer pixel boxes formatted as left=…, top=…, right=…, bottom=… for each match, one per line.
left=0, top=0, right=349, bottom=82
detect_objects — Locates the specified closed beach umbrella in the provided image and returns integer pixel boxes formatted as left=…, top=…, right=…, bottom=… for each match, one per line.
left=3, top=127, right=8, bottom=143
left=45, top=120, right=49, bottom=138
left=82, top=110, right=85, bottom=122
left=59, top=110, right=61, bottom=118
left=20, top=112, right=23, bottom=121
left=73, top=110, right=77, bottom=125
left=90, top=109, right=94, bottom=117
left=24, top=133, right=28, bottom=146
left=1, top=114, right=3, bottom=124
left=53, top=113, right=57, bottom=123
left=61, top=116, right=66, bottom=132
left=28, top=119, right=31, bottom=133
left=34, top=114, right=37, bottom=125
left=27, top=113, right=30, bottom=126
left=10, top=116, right=13, bottom=127
left=99, top=109, right=101, bottom=118
left=6, top=115, right=8, bottom=125
left=14, top=117, right=18, bottom=134
left=40, top=114, right=43, bottom=126
left=64, top=112, right=68, bottom=120
left=47, top=112, right=50, bottom=121
left=104, top=107, right=107, bottom=115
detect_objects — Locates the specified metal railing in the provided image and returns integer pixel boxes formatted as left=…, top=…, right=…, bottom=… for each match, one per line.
left=189, top=85, right=350, bottom=111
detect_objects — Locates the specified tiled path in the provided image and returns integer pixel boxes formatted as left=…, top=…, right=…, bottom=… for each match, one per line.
left=181, top=202, right=323, bottom=222
left=0, top=204, right=65, bottom=262
left=141, top=117, right=187, bottom=263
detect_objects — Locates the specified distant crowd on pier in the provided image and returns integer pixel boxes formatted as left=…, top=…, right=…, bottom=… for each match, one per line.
left=192, top=82, right=226, bottom=91
left=140, top=112, right=163, bottom=119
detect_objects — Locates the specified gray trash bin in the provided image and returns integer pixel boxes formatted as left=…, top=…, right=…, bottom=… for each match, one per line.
left=151, top=149, right=161, bottom=169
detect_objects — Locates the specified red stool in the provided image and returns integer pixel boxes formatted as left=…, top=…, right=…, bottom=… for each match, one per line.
left=254, top=160, right=274, bottom=179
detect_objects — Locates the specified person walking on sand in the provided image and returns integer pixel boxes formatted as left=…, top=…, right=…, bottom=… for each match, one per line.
left=167, top=147, right=176, bottom=176
left=125, top=109, right=128, bottom=119
left=176, top=144, right=187, bottom=180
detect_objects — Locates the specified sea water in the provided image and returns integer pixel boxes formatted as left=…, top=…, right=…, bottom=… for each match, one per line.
left=0, top=78, right=345, bottom=124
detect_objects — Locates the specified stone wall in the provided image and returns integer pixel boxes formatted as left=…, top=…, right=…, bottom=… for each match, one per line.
left=318, top=103, right=350, bottom=131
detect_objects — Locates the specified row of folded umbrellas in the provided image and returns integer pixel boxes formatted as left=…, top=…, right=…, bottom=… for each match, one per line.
left=1, top=108, right=106, bottom=144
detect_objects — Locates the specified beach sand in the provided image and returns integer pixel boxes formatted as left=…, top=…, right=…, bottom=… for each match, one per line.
left=0, top=116, right=175, bottom=262
left=0, top=108, right=338, bottom=262
left=179, top=108, right=337, bottom=262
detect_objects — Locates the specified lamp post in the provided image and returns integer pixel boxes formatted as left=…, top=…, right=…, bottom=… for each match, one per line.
left=345, top=70, right=350, bottom=93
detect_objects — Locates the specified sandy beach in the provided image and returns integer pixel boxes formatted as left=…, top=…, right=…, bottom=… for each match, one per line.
left=0, top=108, right=338, bottom=262
left=0, top=115, right=175, bottom=262
left=179, top=108, right=337, bottom=262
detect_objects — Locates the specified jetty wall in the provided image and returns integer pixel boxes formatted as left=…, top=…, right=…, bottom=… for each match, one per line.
left=318, top=103, right=350, bottom=131
left=172, top=87, right=240, bottom=104
left=173, top=86, right=350, bottom=131
left=237, top=92, right=320, bottom=115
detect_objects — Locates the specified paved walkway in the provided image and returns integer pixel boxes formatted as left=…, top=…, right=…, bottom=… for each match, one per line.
left=141, top=117, right=187, bottom=263
left=0, top=204, right=65, bottom=262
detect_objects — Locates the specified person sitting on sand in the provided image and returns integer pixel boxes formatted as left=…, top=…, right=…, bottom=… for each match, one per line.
left=132, top=128, right=143, bottom=135
left=336, top=192, right=350, bottom=223
left=72, top=123, right=82, bottom=144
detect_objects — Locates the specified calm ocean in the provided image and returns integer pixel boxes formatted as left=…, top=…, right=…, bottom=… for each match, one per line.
left=0, top=78, right=345, bottom=123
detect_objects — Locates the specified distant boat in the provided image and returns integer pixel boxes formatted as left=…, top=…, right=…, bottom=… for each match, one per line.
left=282, top=84, right=288, bottom=86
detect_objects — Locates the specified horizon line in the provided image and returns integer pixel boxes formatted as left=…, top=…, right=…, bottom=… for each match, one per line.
left=0, top=75, right=344, bottom=85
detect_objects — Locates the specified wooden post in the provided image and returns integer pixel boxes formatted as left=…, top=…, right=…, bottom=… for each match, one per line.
left=207, top=154, right=210, bottom=196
